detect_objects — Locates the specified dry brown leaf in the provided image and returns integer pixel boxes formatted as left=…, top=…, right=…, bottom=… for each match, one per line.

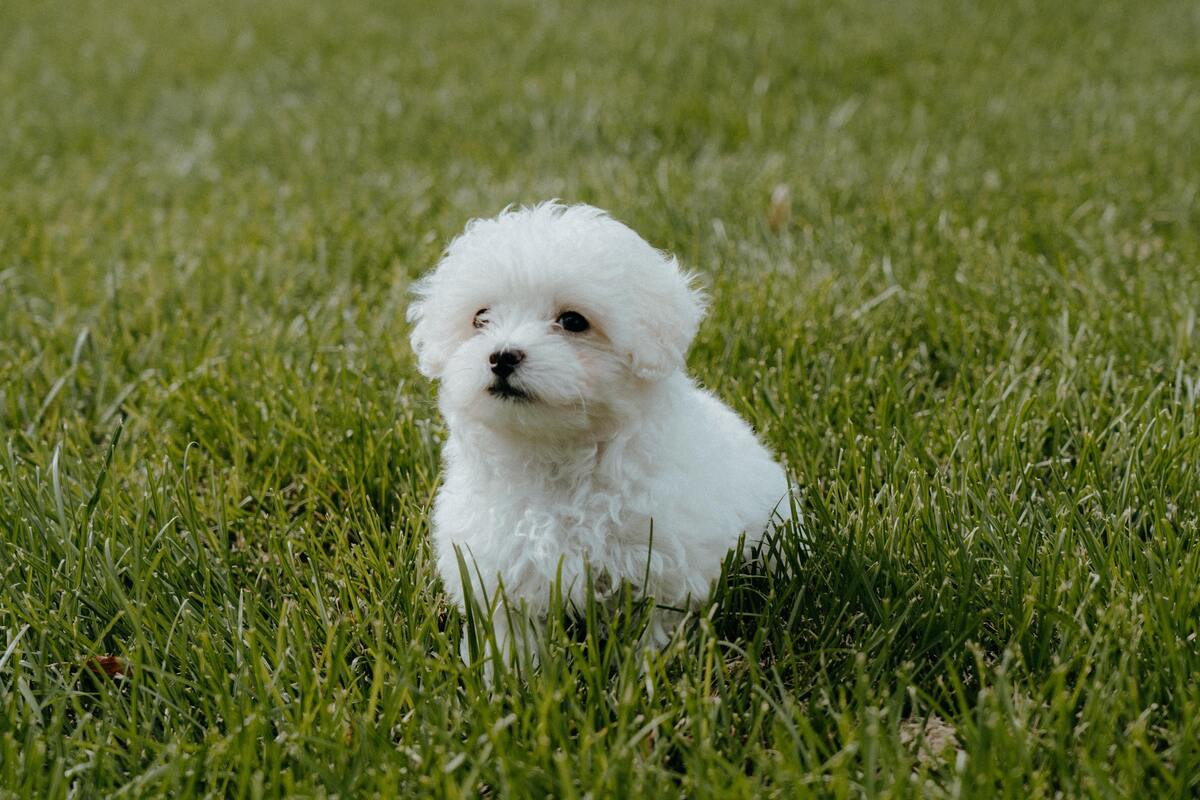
left=86, top=655, right=128, bottom=679
left=899, top=713, right=959, bottom=768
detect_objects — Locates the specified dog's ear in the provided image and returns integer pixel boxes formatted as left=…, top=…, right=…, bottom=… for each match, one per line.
left=406, top=275, right=453, bottom=379
left=621, top=255, right=706, bottom=380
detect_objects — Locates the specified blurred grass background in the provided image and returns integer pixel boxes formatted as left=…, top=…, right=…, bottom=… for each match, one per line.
left=2, top=0, right=1199, bottom=796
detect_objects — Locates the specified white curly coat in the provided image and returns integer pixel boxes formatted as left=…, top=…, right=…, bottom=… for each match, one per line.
left=408, top=202, right=790, bottom=664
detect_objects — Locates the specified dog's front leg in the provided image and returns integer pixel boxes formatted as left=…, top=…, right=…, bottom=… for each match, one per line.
left=640, top=605, right=687, bottom=651
left=461, top=601, right=542, bottom=682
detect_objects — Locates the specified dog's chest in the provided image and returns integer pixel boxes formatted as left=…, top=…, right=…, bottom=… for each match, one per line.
left=441, top=447, right=654, bottom=558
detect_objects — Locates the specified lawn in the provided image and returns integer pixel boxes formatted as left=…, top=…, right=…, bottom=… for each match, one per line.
left=2, top=0, right=1200, bottom=796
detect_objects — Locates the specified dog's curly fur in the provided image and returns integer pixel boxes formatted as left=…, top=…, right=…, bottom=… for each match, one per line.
left=409, top=202, right=790, bottom=663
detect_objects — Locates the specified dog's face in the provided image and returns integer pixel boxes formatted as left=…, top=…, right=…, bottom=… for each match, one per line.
left=408, top=203, right=705, bottom=438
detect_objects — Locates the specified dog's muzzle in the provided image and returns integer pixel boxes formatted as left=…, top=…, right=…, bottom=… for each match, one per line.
left=488, top=380, right=530, bottom=401
left=488, top=349, right=531, bottom=401
left=489, top=349, right=524, bottom=378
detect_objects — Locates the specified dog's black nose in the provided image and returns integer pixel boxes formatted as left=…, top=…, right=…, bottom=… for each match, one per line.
left=489, top=349, right=524, bottom=378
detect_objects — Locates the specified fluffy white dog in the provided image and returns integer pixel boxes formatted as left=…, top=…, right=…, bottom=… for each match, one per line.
left=408, top=202, right=791, bottom=664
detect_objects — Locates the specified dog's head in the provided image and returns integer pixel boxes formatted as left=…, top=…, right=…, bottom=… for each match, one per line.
left=407, top=202, right=705, bottom=437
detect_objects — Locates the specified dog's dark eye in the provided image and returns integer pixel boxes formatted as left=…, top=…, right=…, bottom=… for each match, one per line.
left=557, top=311, right=589, bottom=333
left=473, top=308, right=489, bottom=329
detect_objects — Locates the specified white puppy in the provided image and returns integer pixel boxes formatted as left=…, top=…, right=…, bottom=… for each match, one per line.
left=408, top=202, right=790, bottom=664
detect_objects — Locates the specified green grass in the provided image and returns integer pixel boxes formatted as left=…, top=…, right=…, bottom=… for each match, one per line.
left=2, top=0, right=1200, bottom=795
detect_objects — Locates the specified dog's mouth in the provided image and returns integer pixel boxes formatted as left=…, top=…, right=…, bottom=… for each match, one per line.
left=487, top=380, right=532, bottom=402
